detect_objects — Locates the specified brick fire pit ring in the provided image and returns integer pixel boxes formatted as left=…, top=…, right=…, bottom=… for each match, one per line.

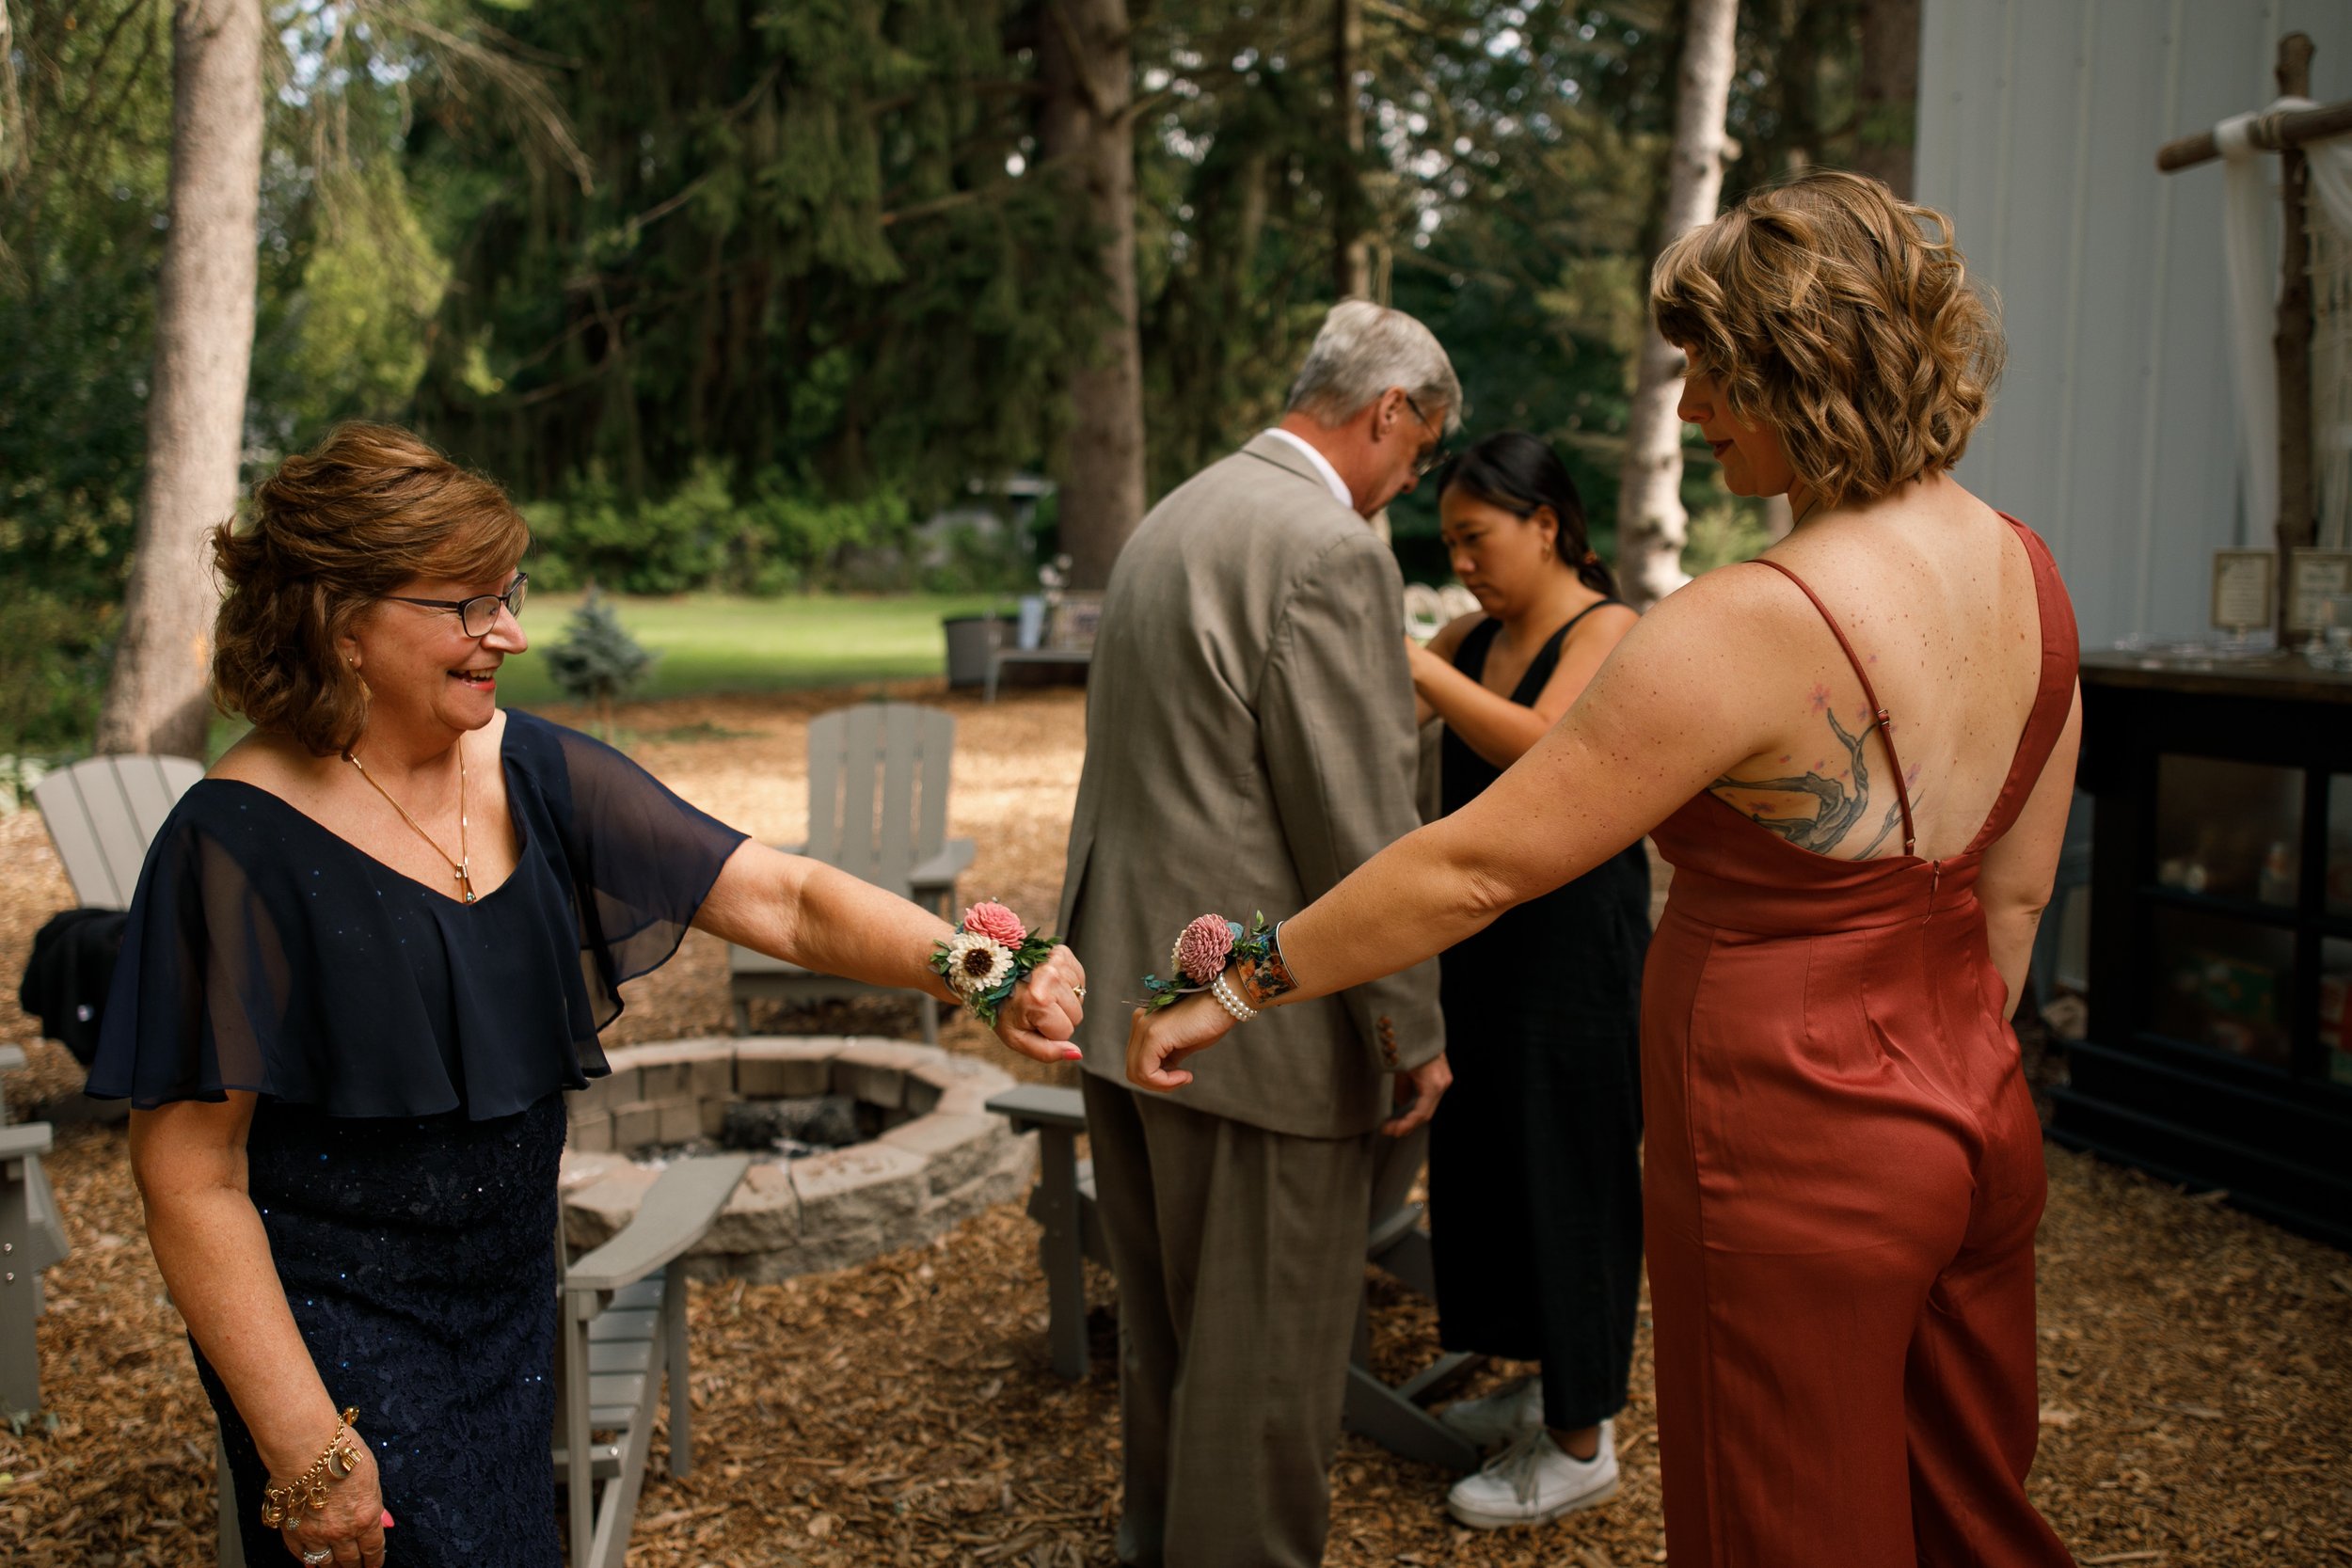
left=559, top=1037, right=1035, bottom=1281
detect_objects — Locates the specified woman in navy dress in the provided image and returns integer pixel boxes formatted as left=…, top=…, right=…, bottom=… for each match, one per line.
left=87, top=424, right=1088, bottom=1568
left=1402, top=433, right=1649, bottom=1528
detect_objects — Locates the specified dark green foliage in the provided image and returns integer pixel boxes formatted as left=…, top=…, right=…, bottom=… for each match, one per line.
left=0, top=592, right=120, bottom=781
left=0, top=0, right=175, bottom=608
left=524, top=461, right=916, bottom=595
left=406, top=0, right=1104, bottom=516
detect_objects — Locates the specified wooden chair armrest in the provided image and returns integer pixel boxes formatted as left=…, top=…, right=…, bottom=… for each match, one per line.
left=984, top=1085, right=1086, bottom=1135
left=0, top=1123, right=54, bottom=1162
left=564, top=1154, right=749, bottom=1300
left=908, top=840, right=976, bottom=889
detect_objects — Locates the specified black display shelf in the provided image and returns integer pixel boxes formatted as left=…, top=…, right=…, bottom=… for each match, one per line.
left=2136, top=883, right=2304, bottom=930
left=2060, top=651, right=2352, bottom=1250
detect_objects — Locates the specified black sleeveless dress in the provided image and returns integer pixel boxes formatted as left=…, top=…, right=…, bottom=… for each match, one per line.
left=1429, top=610, right=1650, bottom=1432
left=87, top=712, right=747, bottom=1565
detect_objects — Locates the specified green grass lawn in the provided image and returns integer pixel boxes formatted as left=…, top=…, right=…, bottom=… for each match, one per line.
left=494, top=592, right=998, bottom=706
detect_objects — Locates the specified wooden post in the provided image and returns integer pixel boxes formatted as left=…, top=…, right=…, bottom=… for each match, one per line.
left=2275, top=33, right=2317, bottom=639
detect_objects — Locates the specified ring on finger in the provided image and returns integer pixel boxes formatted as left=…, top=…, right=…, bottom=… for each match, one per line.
left=1073, top=986, right=1087, bottom=1001
left=301, top=1550, right=333, bottom=1566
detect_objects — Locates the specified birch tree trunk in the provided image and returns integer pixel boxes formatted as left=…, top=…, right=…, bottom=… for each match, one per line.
left=1332, top=0, right=1371, bottom=299
left=1039, top=0, right=1146, bottom=592
left=94, top=0, right=263, bottom=758
left=1613, top=0, right=1739, bottom=611
left=1854, top=0, right=1922, bottom=198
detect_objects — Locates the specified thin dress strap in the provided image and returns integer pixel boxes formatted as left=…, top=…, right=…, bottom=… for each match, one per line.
left=1749, top=558, right=1918, bottom=858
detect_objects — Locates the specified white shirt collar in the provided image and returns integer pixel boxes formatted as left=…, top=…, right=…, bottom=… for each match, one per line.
left=1262, top=428, right=1355, bottom=512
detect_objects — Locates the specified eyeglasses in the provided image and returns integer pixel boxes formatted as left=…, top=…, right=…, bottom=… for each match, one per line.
left=1403, top=392, right=1450, bottom=480
left=385, top=574, right=529, bottom=638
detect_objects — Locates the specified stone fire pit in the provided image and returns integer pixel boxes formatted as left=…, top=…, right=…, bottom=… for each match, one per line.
left=559, top=1037, right=1034, bottom=1281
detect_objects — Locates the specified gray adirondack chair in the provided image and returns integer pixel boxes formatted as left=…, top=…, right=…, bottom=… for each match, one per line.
left=984, top=1085, right=1484, bottom=1472
left=32, top=752, right=207, bottom=909
left=0, top=1045, right=71, bottom=1420
left=213, top=1155, right=749, bottom=1568
left=727, top=703, right=976, bottom=1043
left=556, top=1153, right=749, bottom=1568
left=8, top=755, right=182, bottom=1419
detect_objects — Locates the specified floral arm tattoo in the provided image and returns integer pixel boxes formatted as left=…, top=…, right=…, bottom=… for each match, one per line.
left=1235, top=922, right=1300, bottom=1008
left=1710, top=691, right=1916, bottom=857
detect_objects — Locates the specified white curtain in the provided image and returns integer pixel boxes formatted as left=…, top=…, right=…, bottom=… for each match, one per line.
left=2218, top=102, right=2352, bottom=550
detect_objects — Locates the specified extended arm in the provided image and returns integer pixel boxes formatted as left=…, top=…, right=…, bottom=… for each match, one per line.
left=1135, top=570, right=1777, bottom=1086
left=1975, top=684, right=2082, bottom=1017
left=694, top=844, right=1085, bottom=1063
left=132, top=1097, right=388, bottom=1565
left=1409, top=605, right=1637, bottom=769
left=1407, top=613, right=1478, bottom=729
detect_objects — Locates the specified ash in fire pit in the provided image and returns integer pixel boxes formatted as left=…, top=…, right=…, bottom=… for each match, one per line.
left=559, top=1037, right=1035, bottom=1281
left=720, top=1094, right=869, bottom=1155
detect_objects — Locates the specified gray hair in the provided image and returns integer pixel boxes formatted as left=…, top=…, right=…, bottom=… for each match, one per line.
left=1284, top=300, right=1464, bottom=433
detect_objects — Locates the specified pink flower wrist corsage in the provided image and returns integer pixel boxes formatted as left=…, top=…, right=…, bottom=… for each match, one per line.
left=1140, top=911, right=1279, bottom=1012
left=932, top=901, right=1060, bottom=1027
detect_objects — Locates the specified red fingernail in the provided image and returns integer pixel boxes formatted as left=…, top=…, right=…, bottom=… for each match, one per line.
left=1062, top=1046, right=1084, bottom=1060
left=382, top=1510, right=396, bottom=1527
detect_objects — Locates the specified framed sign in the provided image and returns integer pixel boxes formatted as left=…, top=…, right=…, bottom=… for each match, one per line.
left=2286, top=548, right=2352, bottom=634
left=2210, top=548, right=2276, bottom=633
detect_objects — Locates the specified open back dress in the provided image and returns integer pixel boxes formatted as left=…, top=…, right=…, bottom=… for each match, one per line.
left=1639, top=517, right=2079, bottom=1566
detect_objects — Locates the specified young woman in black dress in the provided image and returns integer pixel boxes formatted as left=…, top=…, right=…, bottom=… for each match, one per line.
left=1401, top=431, right=1650, bottom=1528
left=88, top=424, right=1088, bottom=1567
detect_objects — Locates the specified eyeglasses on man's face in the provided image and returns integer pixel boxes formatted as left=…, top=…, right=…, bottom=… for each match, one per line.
left=385, top=573, right=529, bottom=639
left=1403, top=392, right=1450, bottom=480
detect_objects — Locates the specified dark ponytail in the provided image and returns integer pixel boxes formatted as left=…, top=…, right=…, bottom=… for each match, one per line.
left=1434, top=431, right=1616, bottom=597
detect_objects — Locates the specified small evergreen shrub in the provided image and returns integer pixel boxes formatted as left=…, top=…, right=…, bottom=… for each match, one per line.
left=545, top=590, right=656, bottom=738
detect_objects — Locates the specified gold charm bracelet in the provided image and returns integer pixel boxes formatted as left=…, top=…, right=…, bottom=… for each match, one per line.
left=259, top=1406, right=361, bottom=1528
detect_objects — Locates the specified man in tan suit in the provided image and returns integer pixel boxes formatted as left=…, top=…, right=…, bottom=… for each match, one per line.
left=1057, top=301, right=1458, bottom=1566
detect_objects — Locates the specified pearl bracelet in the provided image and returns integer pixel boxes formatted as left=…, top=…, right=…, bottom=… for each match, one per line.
left=1210, top=971, right=1259, bottom=1023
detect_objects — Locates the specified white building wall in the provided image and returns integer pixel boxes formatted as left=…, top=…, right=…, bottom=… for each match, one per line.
left=1916, top=0, right=2352, bottom=648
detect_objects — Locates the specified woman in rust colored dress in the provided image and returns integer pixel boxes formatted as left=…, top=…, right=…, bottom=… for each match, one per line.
left=1128, top=169, right=2081, bottom=1565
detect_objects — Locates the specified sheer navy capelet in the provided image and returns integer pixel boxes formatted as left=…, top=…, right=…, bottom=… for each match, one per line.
left=86, top=711, right=748, bottom=1119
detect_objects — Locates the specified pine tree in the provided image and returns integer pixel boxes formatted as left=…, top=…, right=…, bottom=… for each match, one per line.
left=406, top=0, right=1105, bottom=522
left=545, top=590, right=655, bottom=741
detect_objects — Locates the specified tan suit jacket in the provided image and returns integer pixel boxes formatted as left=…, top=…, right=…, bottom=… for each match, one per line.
left=1057, top=433, right=1444, bottom=1139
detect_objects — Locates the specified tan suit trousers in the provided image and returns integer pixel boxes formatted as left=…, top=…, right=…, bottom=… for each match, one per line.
left=1081, top=1072, right=1376, bottom=1568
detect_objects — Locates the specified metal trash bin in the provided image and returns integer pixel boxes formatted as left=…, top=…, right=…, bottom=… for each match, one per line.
left=943, top=615, right=1009, bottom=689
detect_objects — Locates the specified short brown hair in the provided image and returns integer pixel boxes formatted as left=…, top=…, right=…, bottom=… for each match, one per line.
left=211, top=423, right=531, bottom=756
left=1650, top=169, right=2005, bottom=511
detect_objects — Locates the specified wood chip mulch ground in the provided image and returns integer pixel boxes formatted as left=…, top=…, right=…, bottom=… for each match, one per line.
left=3, top=683, right=2348, bottom=1566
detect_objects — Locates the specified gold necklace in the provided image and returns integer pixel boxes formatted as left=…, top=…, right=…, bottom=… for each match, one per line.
left=344, top=745, right=473, bottom=902
left=1789, top=493, right=1824, bottom=530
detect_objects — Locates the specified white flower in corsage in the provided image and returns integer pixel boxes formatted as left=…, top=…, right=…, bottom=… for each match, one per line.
left=930, top=901, right=1059, bottom=1026
left=941, top=931, right=1016, bottom=995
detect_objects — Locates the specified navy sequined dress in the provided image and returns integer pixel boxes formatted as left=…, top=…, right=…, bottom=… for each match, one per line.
left=87, top=712, right=747, bottom=1566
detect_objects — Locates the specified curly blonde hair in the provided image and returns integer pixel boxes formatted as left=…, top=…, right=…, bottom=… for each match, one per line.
left=211, top=423, right=531, bottom=756
left=1650, top=169, right=2005, bottom=511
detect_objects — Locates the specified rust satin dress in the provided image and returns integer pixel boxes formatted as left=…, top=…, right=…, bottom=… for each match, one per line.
left=1640, top=517, right=2078, bottom=1566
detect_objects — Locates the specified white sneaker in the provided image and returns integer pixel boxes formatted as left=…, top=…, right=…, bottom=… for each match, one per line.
left=1437, top=1377, right=1545, bottom=1449
left=1445, top=1422, right=1619, bottom=1530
